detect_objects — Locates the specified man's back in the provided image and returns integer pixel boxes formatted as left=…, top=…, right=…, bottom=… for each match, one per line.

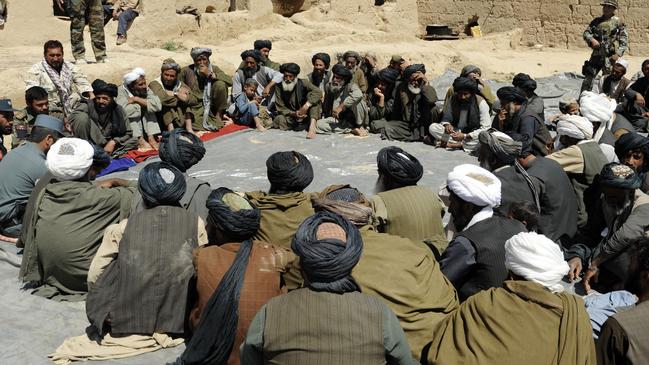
left=0, top=143, right=46, bottom=223
left=598, top=300, right=649, bottom=365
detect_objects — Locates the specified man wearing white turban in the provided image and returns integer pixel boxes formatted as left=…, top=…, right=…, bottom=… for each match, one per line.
left=116, top=67, right=162, bottom=150
left=579, top=90, right=619, bottom=145
left=19, top=138, right=136, bottom=300
left=440, top=164, right=526, bottom=300
left=597, top=59, right=631, bottom=103
left=423, top=231, right=596, bottom=365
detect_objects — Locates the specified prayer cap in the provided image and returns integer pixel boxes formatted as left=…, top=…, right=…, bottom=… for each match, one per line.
left=190, top=47, right=212, bottom=61
left=240, top=49, right=262, bottom=63
left=158, top=129, right=206, bottom=173
left=342, top=50, right=361, bottom=62
left=390, top=55, right=404, bottom=64
left=46, top=137, right=95, bottom=181
left=615, top=59, right=629, bottom=70
left=161, top=58, right=181, bottom=72
left=91, top=144, right=111, bottom=169
left=478, top=130, right=522, bottom=164
left=599, top=162, right=642, bottom=190
left=34, top=114, right=64, bottom=135
left=403, top=64, right=426, bottom=80
left=460, top=65, right=481, bottom=77
left=505, top=232, right=570, bottom=293
left=556, top=114, right=594, bottom=140
left=123, top=67, right=145, bottom=85
left=266, top=151, right=314, bottom=193
left=253, top=39, right=272, bottom=50
left=497, top=86, right=527, bottom=103
left=279, top=63, right=300, bottom=76
left=376, top=68, right=400, bottom=84
left=453, top=76, right=479, bottom=94
left=292, top=211, right=363, bottom=293
left=138, top=161, right=187, bottom=207
left=312, top=53, right=331, bottom=69
left=331, top=64, right=353, bottom=83
left=447, top=164, right=501, bottom=208
left=580, top=91, right=615, bottom=123
left=615, top=132, right=649, bottom=168
left=377, top=146, right=423, bottom=186
left=512, top=73, right=537, bottom=92
left=206, top=187, right=261, bottom=241
left=0, top=99, right=17, bottom=112
left=91, top=79, right=118, bottom=98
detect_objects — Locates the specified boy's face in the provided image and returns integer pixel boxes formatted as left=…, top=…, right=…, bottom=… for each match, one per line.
left=244, top=85, right=257, bottom=99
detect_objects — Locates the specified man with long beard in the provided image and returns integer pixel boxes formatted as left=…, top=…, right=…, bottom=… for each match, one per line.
left=149, top=58, right=200, bottom=133
left=342, top=50, right=368, bottom=93
left=368, top=68, right=399, bottom=130
left=231, top=50, right=283, bottom=108
left=598, top=59, right=631, bottom=102
left=273, top=63, right=323, bottom=136
left=116, top=67, right=162, bottom=150
left=307, top=52, right=331, bottom=94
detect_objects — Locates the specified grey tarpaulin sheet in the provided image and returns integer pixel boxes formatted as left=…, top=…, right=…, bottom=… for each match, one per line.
left=0, top=71, right=583, bottom=364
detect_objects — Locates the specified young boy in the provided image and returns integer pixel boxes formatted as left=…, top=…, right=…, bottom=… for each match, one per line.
left=231, top=78, right=272, bottom=132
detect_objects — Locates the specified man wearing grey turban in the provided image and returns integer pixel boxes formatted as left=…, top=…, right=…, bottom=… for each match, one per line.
left=342, top=50, right=368, bottom=93
left=240, top=212, right=417, bottom=365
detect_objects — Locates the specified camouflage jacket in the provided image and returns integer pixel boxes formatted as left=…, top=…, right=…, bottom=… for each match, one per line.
left=583, top=15, right=628, bottom=57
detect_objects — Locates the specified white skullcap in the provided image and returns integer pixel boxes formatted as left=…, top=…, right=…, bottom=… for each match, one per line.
left=447, top=164, right=501, bottom=208
left=505, top=232, right=570, bottom=293
left=46, top=137, right=95, bottom=181
left=556, top=114, right=594, bottom=140
left=615, top=59, right=629, bottom=70
left=123, top=67, right=146, bottom=85
left=580, top=91, right=615, bottom=123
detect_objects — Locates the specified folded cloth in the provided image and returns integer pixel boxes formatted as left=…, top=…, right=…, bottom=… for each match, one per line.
left=584, top=290, right=637, bottom=339
left=96, top=158, right=137, bottom=178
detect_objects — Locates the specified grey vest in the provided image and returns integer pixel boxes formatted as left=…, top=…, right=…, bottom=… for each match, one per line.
left=572, top=141, right=608, bottom=228
left=263, top=289, right=386, bottom=365
left=613, top=301, right=649, bottom=364
left=86, top=206, right=198, bottom=336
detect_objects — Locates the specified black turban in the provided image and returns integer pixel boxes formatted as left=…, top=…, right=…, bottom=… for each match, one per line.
left=331, top=64, right=353, bottom=83
left=599, top=162, right=642, bottom=190
left=312, top=52, right=331, bottom=69
left=138, top=161, right=187, bottom=207
left=253, top=39, right=272, bottom=50
left=376, top=68, right=399, bottom=85
left=453, top=76, right=479, bottom=94
left=158, top=129, right=206, bottom=173
left=615, top=132, right=649, bottom=170
left=92, top=144, right=111, bottom=169
left=266, top=151, right=314, bottom=194
left=91, top=79, right=118, bottom=98
left=377, top=146, right=423, bottom=186
left=292, top=211, right=363, bottom=293
left=497, top=86, right=528, bottom=104
left=403, top=64, right=426, bottom=81
left=279, top=62, right=300, bottom=76
left=512, top=73, right=537, bottom=91
left=206, top=187, right=261, bottom=242
left=240, top=49, right=262, bottom=63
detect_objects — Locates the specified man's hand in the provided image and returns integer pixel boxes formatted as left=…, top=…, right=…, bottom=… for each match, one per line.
left=582, top=266, right=599, bottom=292
left=95, top=178, right=130, bottom=189
left=176, top=88, right=190, bottom=102
left=567, top=257, right=583, bottom=282
left=332, top=105, right=344, bottom=119
left=443, top=124, right=455, bottom=135
left=198, top=64, right=211, bottom=78
left=374, top=87, right=384, bottom=99
left=112, top=9, right=121, bottom=21
left=451, top=131, right=465, bottom=141
left=104, top=140, right=116, bottom=154
left=590, top=39, right=600, bottom=49
left=262, top=86, right=272, bottom=98
left=636, top=93, right=646, bottom=108
left=254, top=95, right=263, bottom=104
left=297, top=105, right=309, bottom=118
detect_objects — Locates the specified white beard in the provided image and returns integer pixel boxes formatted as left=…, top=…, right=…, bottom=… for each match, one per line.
left=408, top=84, right=421, bottom=95
left=328, top=82, right=343, bottom=94
left=282, top=80, right=296, bottom=92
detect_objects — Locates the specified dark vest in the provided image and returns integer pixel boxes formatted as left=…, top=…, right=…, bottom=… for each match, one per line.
left=572, top=142, right=608, bottom=228
left=521, top=108, right=552, bottom=157
left=612, top=301, right=649, bottom=364
left=263, top=289, right=386, bottom=365
left=450, top=94, right=484, bottom=133
left=86, top=206, right=198, bottom=336
left=456, top=216, right=526, bottom=300
left=278, top=79, right=306, bottom=111
left=494, top=166, right=539, bottom=218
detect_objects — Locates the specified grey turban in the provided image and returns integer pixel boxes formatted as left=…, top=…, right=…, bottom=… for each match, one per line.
left=478, top=130, right=522, bottom=165
left=461, top=65, right=481, bottom=77
left=190, top=47, right=212, bottom=61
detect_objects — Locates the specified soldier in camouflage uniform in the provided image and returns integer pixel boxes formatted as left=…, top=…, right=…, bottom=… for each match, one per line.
left=581, top=0, right=628, bottom=93
left=12, top=86, right=50, bottom=148
left=67, top=0, right=107, bottom=63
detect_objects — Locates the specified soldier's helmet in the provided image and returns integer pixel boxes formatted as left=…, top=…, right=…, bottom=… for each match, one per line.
left=600, top=0, right=618, bottom=8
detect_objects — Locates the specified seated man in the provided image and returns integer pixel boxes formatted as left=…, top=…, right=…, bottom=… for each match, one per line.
left=70, top=79, right=138, bottom=157
left=179, top=48, right=233, bottom=132
left=19, top=138, right=135, bottom=300
left=376, top=64, right=437, bottom=142
left=0, top=115, right=63, bottom=240
left=231, top=50, right=283, bottom=109
left=13, top=86, right=49, bottom=148
left=102, top=0, right=140, bottom=45
left=342, top=50, right=368, bottom=93
left=443, top=65, right=496, bottom=108
left=25, top=40, right=92, bottom=118
left=615, top=132, right=649, bottom=192
left=231, top=78, right=273, bottom=131
left=371, top=146, right=447, bottom=253
left=240, top=212, right=417, bottom=365
left=131, top=129, right=211, bottom=220
left=368, top=68, right=399, bottom=129
left=424, top=231, right=595, bottom=364
left=440, top=164, right=526, bottom=301
left=307, top=52, right=331, bottom=93
left=181, top=188, right=295, bottom=365
left=87, top=161, right=204, bottom=339
left=512, top=73, right=545, bottom=122
left=117, top=67, right=162, bottom=149
left=148, top=58, right=200, bottom=133
left=598, top=59, right=631, bottom=102
left=273, top=63, right=322, bottom=136
left=0, top=99, right=15, bottom=161
left=315, top=64, right=368, bottom=138
left=616, top=59, right=649, bottom=132
left=253, top=39, right=279, bottom=70
left=430, top=77, right=491, bottom=152
left=361, top=52, right=379, bottom=92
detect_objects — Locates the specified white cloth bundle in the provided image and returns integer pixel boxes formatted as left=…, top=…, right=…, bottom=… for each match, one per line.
left=556, top=114, right=594, bottom=140
left=46, top=137, right=94, bottom=181
left=446, top=164, right=501, bottom=208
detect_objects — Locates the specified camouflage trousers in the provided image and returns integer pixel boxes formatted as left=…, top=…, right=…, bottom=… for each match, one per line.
left=68, top=0, right=106, bottom=61
left=581, top=55, right=612, bottom=94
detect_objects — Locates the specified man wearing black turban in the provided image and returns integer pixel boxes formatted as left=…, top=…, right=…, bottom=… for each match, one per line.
left=512, top=73, right=545, bottom=122
left=131, top=129, right=211, bottom=220
left=273, top=62, right=323, bottom=136
left=314, top=63, right=369, bottom=139
left=373, top=63, right=438, bottom=142
left=368, top=68, right=399, bottom=131
left=250, top=39, right=279, bottom=71
left=308, top=52, right=332, bottom=93
left=371, top=146, right=447, bottom=252
left=69, top=79, right=138, bottom=158
left=231, top=49, right=283, bottom=112
left=615, top=132, right=649, bottom=192
left=183, top=187, right=295, bottom=365
left=86, top=161, right=205, bottom=340
left=245, top=151, right=316, bottom=249
left=429, top=76, right=491, bottom=152
left=241, top=211, right=417, bottom=364
left=494, top=86, right=552, bottom=157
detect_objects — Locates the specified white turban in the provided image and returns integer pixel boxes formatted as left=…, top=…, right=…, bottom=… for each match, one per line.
left=123, top=67, right=146, bottom=85
left=447, top=164, right=501, bottom=208
left=46, top=137, right=95, bottom=181
left=505, top=232, right=570, bottom=293
left=556, top=114, right=593, bottom=140
left=580, top=91, right=615, bottom=123
left=615, top=59, right=629, bottom=70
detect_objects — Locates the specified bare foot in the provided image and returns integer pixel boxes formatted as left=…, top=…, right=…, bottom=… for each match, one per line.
left=257, top=126, right=267, bottom=132
left=0, top=234, right=18, bottom=244
left=138, top=138, right=152, bottom=150
left=148, top=137, right=159, bottom=150
left=307, top=130, right=316, bottom=139
left=351, top=127, right=369, bottom=137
